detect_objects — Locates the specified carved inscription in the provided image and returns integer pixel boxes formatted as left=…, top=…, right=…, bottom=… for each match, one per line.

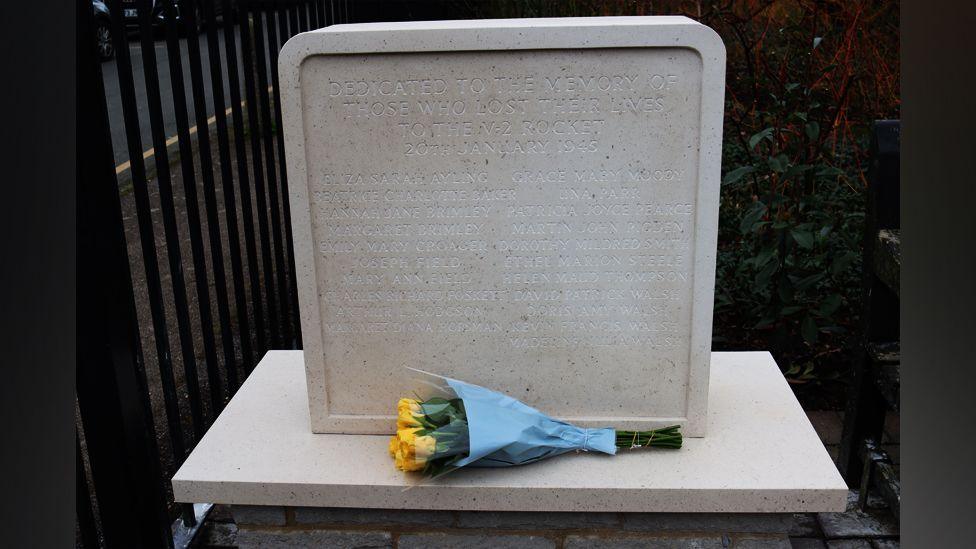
left=301, top=49, right=703, bottom=417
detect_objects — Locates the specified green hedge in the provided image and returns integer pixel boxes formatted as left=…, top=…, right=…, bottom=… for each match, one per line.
left=459, top=1, right=900, bottom=388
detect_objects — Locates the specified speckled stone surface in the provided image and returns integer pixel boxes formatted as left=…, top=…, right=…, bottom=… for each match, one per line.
left=172, top=351, right=847, bottom=512
left=278, top=17, right=726, bottom=436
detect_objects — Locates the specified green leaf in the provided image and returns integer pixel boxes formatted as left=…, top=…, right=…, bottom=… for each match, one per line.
left=781, top=305, right=804, bottom=316
left=801, top=316, right=819, bottom=344
left=794, top=272, right=825, bottom=291
left=753, top=316, right=776, bottom=329
left=819, top=294, right=842, bottom=316
left=749, top=128, right=775, bottom=150
left=755, top=260, right=778, bottom=287
left=767, top=192, right=790, bottom=207
left=805, top=121, right=820, bottom=140
left=739, top=201, right=767, bottom=235
left=723, top=165, right=756, bottom=186
left=785, top=164, right=814, bottom=179
left=816, top=166, right=845, bottom=178
left=831, top=251, right=858, bottom=276
left=790, top=229, right=815, bottom=249
left=777, top=277, right=795, bottom=303
left=754, top=246, right=777, bottom=269
left=768, top=154, right=790, bottom=173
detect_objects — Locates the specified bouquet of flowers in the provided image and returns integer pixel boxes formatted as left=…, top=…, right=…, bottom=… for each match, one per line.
left=390, top=370, right=681, bottom=476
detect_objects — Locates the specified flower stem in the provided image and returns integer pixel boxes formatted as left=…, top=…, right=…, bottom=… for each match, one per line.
left=615, top=426, right=682, bottom=449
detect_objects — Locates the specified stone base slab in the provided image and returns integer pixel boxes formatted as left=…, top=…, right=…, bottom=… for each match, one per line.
left=173, top=351, right=847, bottom=513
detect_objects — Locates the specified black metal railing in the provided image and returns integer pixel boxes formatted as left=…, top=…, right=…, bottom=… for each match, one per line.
left=77, top=1, right=349, bottom=547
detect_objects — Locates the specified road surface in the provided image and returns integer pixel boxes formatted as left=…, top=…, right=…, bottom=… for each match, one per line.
left=101, top=24, right=248, bottom=168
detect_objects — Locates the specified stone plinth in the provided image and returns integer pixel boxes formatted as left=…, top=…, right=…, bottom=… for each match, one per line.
left=172, top=351, right=847, bottom=513
left=278, top=17, right=727, bottom=435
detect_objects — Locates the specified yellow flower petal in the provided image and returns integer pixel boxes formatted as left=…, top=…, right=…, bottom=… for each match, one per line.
left=394, top=446, right=405, bottom=470
left=397, top=398, right=421, bottom=416
left=398, top=410, right=422, bottom=429
left=397, top=433, right=435, bottom=472
left=397, top=427, right=420, bottom=446
left=400, top=459, right=424, bottom=471
left=415, top=435, right=436, bottom=460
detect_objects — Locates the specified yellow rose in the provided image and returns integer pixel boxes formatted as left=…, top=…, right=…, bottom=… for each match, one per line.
left=398, top=430, right=436, bottom=472
left=415, top=435, right=436, bottom=460
left=394, top=445, right=405, bottom=470
left=397, top=427, right=419, bottom=443
left=391, top=427, right=418, bottom=471
left=397, top=410, right=422, bottom=430
left=397, top=398, right=421, bottom=416
left=397, top=398, right=424, bottom=430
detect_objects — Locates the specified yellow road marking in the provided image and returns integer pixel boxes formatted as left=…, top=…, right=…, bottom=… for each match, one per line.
left=114, top=86, right=274, bottom=176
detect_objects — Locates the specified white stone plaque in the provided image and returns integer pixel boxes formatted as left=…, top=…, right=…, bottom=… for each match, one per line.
left=280, top=17, right=725, bottom=436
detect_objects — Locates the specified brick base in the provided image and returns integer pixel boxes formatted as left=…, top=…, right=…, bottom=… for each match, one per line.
left=230, top=506, right=797, bottom=548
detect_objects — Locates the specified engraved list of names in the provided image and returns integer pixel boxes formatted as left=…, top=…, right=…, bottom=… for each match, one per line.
left=299, top=48, right=704, bottom=421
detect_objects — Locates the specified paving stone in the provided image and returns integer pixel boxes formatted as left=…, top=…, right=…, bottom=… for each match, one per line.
left=293, top=507, right=454, bottom=527
left=456, top=511, right=619, bottom=529
left=192, top=521, right=237, bottom=547
left=871, top=541, right=899, bottom=549
left=789, top=539, right=826, bottom=548
left=622, top=513, right=794, bottom=534
left=733, top=536, right=791, bottom=548
left=236, top=529, right=391, bottom=548
left=231, top=505, right=287, bottom=526
left=861, top=492, right=888, bottom=512
left=789, top=514, right=821, bottom=537
left=824, top=540, right=872, bottom=549
left=806, top=411, right=844, bottom=445
left=399, top=533, right=555, bottom=549
left=565, top=535, right=725, bottom=548
left=817, top=493, right=898, bottom=538
left=207, top=504, right=235, bottom=523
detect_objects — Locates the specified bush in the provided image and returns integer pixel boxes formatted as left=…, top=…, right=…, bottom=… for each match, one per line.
left=703, top=1, right=899, bottom=391
left=457, top=1, right=900, bottom=392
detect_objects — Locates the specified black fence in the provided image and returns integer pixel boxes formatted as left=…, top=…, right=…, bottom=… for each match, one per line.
left=77, top=1, right=352, bottom=547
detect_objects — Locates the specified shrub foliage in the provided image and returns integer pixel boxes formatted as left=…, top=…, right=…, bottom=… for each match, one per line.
left=459, top=1, right=901, bottom=387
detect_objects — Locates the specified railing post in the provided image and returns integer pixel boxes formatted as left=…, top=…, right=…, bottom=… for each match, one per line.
left=77, top=1, right=172, bottom=547
left=837, top=120, right=901, bottom=483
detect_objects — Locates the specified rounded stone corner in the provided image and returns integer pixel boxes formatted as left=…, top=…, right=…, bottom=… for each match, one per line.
left=686, top=23, right=727, bottom=66
left=278, top=32, right=319, bottom=81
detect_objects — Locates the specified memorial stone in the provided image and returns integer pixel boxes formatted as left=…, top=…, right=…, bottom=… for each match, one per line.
left=279, top=17, right=725, bottom=435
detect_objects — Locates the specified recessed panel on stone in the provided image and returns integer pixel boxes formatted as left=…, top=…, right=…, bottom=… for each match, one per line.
left=279, top=17, right=726, bottom=435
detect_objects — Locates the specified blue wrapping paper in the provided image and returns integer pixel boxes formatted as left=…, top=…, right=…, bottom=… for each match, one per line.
left=444, top=377, right=617, bottom=467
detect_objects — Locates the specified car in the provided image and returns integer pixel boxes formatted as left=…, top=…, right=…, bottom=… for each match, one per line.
left=92, top=0, right=114, bottom=60
left=119, top=0, right=235, bottom=36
